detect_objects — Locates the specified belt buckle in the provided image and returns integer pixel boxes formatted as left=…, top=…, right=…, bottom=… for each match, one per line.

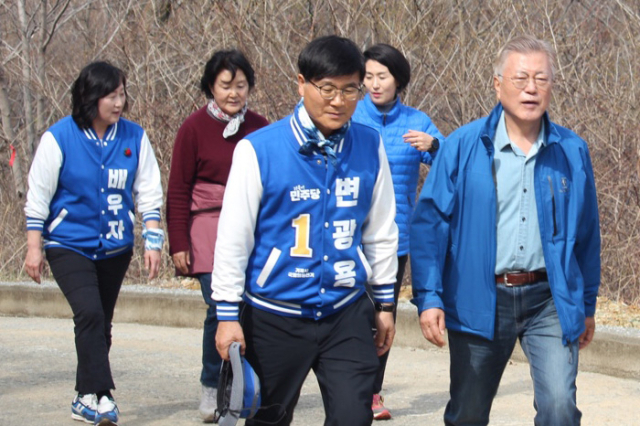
left=503, top=273, right=513, bottom=287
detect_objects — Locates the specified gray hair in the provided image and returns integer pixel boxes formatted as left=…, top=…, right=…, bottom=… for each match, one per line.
left=494, top=35, right=557, bottom=80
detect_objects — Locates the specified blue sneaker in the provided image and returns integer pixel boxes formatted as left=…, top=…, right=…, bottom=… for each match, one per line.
left=71, top=393, right=97, bottom=424
left=94, top=395, right=119, bottom=426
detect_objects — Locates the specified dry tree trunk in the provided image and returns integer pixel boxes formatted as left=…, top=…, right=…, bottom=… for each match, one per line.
left=0, top=67, right=26, bottom=198
left=17, top=0, right=36, bottom=159
left=35, top=0, right=72, bottom=136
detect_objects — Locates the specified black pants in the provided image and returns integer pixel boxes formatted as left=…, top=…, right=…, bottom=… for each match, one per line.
left=243, top=295, right=379, bottom=426
left=46, top=248, right=132, bottom=394
left=373, top=254, right=408, bottom=394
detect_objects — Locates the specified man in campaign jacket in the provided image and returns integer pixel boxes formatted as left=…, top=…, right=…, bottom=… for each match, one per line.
left=211, top=36, right=398, bottom=426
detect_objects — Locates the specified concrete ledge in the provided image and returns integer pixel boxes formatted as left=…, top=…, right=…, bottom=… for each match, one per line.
left=0, top=282, right=207, bottom=328
left=2, top=281, right=639, bottom=380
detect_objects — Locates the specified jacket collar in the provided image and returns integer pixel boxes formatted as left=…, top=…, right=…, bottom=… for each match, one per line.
left=481, top=103, right=560, bottom=152
left=362, top=93, right=401, bottom=124
left=82, top=122, right=118, bottom=141
left=289, top=114, right=346, bottom=155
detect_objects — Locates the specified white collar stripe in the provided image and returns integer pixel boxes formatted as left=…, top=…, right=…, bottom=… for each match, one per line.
left=83, top=129, right=96, bottom=140
left=106, top=122, right=118, bottom=140
left=290, top=116, right=306, bottom=147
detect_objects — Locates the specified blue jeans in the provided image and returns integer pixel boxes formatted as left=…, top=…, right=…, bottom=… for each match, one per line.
left=445, top=280, right=581, bottom=426
left=197, top=273, right=222, bottom=388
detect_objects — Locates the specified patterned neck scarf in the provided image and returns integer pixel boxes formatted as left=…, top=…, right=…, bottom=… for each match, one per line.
left=207, top=99, right=247, bottom=139
left=294, top=99, right=349, bottom=167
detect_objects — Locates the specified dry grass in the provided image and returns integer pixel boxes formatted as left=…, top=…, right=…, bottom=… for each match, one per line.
left=1, top=0, right=639, bottom=305
left=398, top=285, right=640, bottom=329
left=594, top=296, right=640, bottom=329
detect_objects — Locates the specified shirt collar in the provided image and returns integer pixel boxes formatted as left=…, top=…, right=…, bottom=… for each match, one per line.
left=494, top=111, right=546, bottom=153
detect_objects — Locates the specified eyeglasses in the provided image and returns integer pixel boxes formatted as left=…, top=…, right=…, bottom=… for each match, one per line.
left=308, top=81, right=362, bottom=101
left=499, top=73, right=551, bottom=90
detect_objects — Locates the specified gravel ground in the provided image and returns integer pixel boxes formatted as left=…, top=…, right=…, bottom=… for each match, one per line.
left=2, top=315, right=640, bottom=426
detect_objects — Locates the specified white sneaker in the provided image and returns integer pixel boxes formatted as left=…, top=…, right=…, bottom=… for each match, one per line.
left=94, top=395, right=119, bottom=426
left=199, top=385, right=217, bottom=423
left=71, top=393, right=98, bottom=424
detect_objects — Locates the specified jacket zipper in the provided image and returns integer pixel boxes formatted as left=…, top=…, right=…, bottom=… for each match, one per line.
left=547, top=176, right=558, bottom=236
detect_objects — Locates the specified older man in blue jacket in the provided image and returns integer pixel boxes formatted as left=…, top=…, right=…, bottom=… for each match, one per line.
left=410, top=35, right=600, bottom=426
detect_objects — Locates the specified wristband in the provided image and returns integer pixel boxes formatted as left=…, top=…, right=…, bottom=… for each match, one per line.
left=375, top=302, right=395, bottom=312
left=142, top=228, right=165, bottom=251
left=427, top=137, right=440, bottom=154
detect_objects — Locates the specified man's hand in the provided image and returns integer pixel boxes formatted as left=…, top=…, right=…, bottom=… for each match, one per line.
left=144, top=249, right=161, bottom=279
left=172, top=251, right=190, bottom=275
left=216, top=321, right=246, bottom=360
left=419, top=308, right=446, bottom=347
left=579, top=316, right=596, bottom=350
left=374, top=311, right=395, bottom=356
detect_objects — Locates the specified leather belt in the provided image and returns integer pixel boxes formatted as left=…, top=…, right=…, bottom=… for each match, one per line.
left=495, top=271, right=547, bottom=286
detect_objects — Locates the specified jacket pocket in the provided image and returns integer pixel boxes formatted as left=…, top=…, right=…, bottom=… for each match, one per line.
left=356, top=246, right=373, bottom=282
left=256, top=247, right=282, bottom=287
left=48, top=208, right=68, bottom=233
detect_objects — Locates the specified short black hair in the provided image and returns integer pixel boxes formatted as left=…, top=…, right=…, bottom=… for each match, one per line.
left=200, top=49, right=256, bottom=99
left=71, top=61, right=128, bottom=129
left=298, top=35, right=365, bottom=82
left=364, top=44, right=411, bottom=92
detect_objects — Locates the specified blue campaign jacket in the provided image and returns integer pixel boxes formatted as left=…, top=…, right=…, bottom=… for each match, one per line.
left=410, top=103, right=601, bottom=344
left=26, top=116, right=162, bottom=260
left=212, top=115, right=398, bottom=321
left=353, top=94, right=444, bottom=255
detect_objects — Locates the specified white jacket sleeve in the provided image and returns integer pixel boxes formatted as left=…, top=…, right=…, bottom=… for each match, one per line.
left=133, top=131, right=163, bottom=222
left=211, top=139, right=263, bottom=304
left=24, top=132, right=63, bottom=229
left=362, top=137, right=399, bottom=287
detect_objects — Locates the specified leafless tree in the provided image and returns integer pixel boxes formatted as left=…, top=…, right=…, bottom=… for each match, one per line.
left=0, top=0, right=638, bottom=303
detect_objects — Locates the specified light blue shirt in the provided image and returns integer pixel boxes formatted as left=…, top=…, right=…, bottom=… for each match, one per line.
left=494, top=112, right=546, bottom=275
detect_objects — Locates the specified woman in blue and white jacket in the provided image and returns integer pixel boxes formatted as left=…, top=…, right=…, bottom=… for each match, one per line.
left=352, top=43, right=444, bottom=420
left=24, top=61, right=163, bottom=426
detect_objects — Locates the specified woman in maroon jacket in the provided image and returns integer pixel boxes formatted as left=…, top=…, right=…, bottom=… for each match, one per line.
left=166, top=49, right=268, bottom=423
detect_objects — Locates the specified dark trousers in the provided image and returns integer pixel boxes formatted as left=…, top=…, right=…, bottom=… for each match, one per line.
left=197, top=273, right=222, bottom=387
left=243, top=295, right=379, bottom=426
left=46, top=248, right=132, bottom=394
left=373, top=254, right=408, bottom=394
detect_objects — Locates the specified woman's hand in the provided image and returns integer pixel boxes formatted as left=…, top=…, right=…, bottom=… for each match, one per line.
left=144, top=249, right=161, bottom=280
left=25, top=231, right=45, bottom=284
left=143, top=220, right=163, bottom=279
left=403, top=130, right=435, bottom=152
left=172, top=251, right=191, bottom=275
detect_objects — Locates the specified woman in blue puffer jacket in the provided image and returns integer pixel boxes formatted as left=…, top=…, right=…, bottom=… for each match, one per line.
left=352, top=43, right=444, bottom=421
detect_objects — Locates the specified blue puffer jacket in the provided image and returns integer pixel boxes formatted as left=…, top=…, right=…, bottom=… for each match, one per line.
left=410, top=103, right=601, bottom=344
left=353, top=94, right=444, bottom=255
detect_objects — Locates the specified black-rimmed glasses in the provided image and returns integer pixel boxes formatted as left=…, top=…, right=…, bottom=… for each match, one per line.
left=308, top=81, right=362, bottom=101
